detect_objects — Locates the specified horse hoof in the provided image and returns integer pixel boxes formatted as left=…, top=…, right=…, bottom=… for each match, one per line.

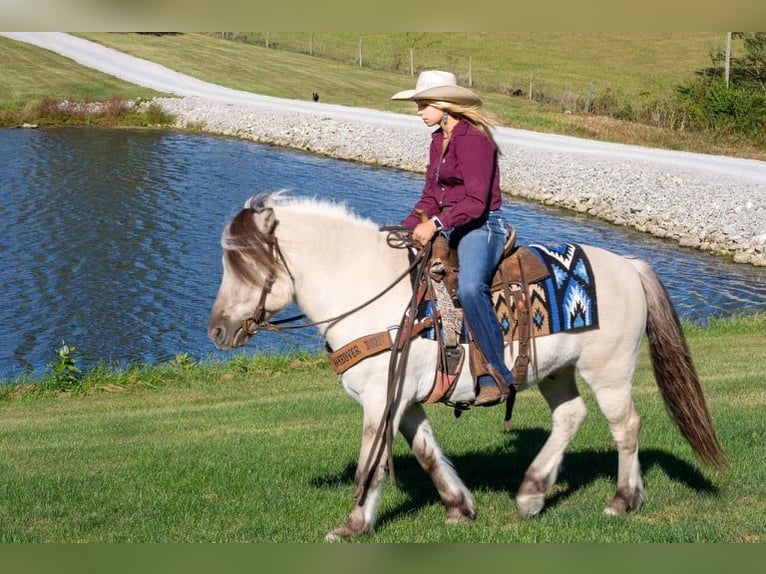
left=445, top=506, right=476, bottom=524
left=324, top=528, right=350, bottom=542
left=325, top=520, right=370, bottom=542
left=604, top=490, right=643, bottom=516
left=517, top=493, right=545, bottom=518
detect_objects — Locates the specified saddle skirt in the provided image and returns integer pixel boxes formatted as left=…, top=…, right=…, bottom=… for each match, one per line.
left=420, top=235, right=599, bottom=402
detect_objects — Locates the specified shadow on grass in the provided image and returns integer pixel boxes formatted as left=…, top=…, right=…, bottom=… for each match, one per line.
left=311, top=426, right=719, bottom=527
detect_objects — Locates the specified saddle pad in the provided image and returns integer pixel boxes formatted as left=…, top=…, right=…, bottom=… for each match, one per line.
left=420, top=242, right=598, bottom=342
left=520, top=243, right=599, bottom=336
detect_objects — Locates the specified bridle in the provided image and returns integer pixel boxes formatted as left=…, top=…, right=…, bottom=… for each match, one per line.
left=240, top=226, right=426, bottom=338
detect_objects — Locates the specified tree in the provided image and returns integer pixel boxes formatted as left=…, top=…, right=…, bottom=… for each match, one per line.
left=711, top=32, right=766, bottom=90
left=675, top=33, right=766, bottom=143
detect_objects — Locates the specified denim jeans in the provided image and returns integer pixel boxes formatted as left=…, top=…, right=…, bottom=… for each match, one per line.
left=450, top=212, right=515, bottom=388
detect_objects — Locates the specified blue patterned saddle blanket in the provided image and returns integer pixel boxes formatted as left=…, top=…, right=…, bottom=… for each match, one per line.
left=498, top=242, right=599, bottom=338
left=420, top=242, right=599, bottom=342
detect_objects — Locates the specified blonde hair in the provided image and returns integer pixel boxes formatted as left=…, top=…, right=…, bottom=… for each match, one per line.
left=427, top=100, right=500, bottom=153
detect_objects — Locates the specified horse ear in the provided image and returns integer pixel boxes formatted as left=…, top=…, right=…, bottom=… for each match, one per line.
left=254, top=207, right=277, bottom=235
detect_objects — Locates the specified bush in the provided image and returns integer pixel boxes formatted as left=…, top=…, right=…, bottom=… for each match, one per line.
left=676, top=78, right=766, bottom=143
left=590, top=86, right=636, bottom=121
left=0, top=98, right=176, bottom=128
left=45, top=341, right=82, bottom=392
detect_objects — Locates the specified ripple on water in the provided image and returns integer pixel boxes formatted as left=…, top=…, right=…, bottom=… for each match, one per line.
left=0, top=128, right=764, bottom=379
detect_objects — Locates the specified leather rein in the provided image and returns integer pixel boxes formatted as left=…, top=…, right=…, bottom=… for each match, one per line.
left=240, top=227, right=428, bottom=342
left=238, top=226, right=435, bottom=507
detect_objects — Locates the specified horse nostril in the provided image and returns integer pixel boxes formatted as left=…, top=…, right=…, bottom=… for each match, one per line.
left=209, top=326, right=225, bottom=345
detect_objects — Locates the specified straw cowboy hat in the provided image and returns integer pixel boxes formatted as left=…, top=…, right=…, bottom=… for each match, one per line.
left=391, top=70, right=482, bottom=106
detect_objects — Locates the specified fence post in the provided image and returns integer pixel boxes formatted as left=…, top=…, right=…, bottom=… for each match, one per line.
left=468, top=56, right=473, bottom=87
left=410, top=48, right=414, bottom=76
left=309, top=32, right=313, bottom=56
left=528, top=71, right=534, bottom=101
left=358, top=38, right=363, bottom=67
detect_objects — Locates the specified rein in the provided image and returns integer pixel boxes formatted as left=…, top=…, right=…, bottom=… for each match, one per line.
left=241, top=230, right=428, bottom=337
left=354, top=240, right=433, bottom=506
left=237, top=223, right=434, bottom=508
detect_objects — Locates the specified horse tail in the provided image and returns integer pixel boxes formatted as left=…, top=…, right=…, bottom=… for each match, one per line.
left=629, top=257, right=728, bottom=470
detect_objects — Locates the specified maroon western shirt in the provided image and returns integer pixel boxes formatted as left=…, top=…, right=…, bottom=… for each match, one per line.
left=402, top=119, right=502, bottom=231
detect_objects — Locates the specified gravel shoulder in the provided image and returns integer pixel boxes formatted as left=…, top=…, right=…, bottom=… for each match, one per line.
left=4, top=32, right=766, bottom=266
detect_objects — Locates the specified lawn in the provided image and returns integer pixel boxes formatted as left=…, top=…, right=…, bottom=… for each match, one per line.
left=0, top=315, right=763, bottom=542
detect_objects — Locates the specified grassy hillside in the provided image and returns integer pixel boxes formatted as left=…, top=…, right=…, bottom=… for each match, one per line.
left=67, top=32, right=762, bottom=159
left=227, top=32, right=722, bottom=100
left=0, top=37, right=164, bottom=105
left=1, top=32, right=762, bottom=158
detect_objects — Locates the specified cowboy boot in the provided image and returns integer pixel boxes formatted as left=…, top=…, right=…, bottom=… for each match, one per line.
left=473, top=365, right=510, bottom=407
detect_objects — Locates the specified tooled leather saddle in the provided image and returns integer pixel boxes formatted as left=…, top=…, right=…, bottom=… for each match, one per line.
left=424, top=227, right=550, bottom=407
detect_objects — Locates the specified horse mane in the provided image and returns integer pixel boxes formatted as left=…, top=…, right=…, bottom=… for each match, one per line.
left=221, top=204, right=278, bottom=287
left=221, top=192, right=381, bottom=286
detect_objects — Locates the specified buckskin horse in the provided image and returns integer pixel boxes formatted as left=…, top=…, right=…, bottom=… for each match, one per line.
left=207, top=192, right=726, bottom=541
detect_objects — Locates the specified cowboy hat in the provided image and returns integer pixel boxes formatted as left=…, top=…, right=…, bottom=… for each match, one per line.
left=391, top=70, right=482, bottom=106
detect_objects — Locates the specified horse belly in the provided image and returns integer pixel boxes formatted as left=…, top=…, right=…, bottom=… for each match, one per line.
left=508, top=333, right=582, bottom=387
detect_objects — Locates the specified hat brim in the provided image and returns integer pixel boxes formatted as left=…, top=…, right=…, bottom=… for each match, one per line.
left=391, top=85, right=482, bottom=106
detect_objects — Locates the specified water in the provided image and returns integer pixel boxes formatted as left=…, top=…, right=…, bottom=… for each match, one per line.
left=2, top=128, right=765, bottom=380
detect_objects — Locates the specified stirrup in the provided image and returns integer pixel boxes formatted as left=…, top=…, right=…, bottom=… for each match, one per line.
left=473, top=365, right=511, bottom=407
left=474, top=384, right=509, bottom=407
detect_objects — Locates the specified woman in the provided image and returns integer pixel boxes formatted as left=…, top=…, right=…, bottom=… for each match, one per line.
left=392, top=70, right=514, bottom=407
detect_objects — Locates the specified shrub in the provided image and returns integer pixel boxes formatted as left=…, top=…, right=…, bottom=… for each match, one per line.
left=142, top=102, right=175, bottom=125
left=590, top=86, right=636, bottom=121
left=46, top=341, right=82, bottom=392
left=676, top=78, right=766, bottom=143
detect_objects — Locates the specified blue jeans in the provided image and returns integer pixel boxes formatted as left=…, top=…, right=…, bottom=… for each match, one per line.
left=450, top=212, right=515, bottom=389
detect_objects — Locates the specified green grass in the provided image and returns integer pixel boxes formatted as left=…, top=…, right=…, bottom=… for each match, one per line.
left=74, top=31, right=764, bottom=159
left=224, top=32, right=719, bottom=98
left=0, top=37, right=164, bottom=105
left=2, top=32, right=762, bottom=159
left=0, top=36, right=168, bottom=128
left=0, top=315, right=763, bottom=542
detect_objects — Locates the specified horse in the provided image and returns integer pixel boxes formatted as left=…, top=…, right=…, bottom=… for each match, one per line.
left=208, top=192, right=726, bottom=541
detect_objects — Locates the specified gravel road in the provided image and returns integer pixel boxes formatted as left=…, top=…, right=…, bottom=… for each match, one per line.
left=3, top=31, right=765, bottom=265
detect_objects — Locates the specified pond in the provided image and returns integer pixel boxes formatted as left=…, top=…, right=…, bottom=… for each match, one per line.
left=1, top=128, right=764, bottom=379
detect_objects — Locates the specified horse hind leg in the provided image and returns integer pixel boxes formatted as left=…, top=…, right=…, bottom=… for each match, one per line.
left=399, top=404, right=476, bottom=524
left=579, top=366, right=645, bottom=515
left=517, top=367, right=587, bottom=517
left=601, top=387, right=644, bottom=515
left=604, top=400, right=644, bottom=515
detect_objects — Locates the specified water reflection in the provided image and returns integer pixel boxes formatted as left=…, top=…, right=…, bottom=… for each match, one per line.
left=1, top=128, right=764, bottom=379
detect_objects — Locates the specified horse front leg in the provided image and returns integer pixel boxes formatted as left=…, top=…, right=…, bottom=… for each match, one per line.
left=399, top=404, right=475, bottom=523
left=325, top=391, right=395, bottom=542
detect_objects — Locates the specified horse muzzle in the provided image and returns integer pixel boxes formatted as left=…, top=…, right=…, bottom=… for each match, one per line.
left=207, top=322, right=250, bottom=350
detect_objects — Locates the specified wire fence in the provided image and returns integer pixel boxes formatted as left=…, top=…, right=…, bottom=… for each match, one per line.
left=207, top=33, right=731, bottom=127
left=209, top=32, right=589, bottom=109
left=200, top=34, right=766, bottom=142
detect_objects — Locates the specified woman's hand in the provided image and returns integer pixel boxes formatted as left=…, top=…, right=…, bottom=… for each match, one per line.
left=412, top=219, right=438, bottom=248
